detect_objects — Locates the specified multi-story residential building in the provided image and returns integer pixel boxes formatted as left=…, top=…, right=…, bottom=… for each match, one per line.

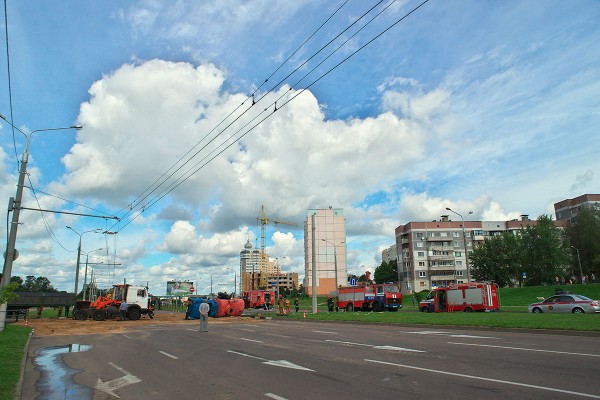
left=266, top=272, right=299, bottom=294
left=382, top=244, right=397, bottom=264
left=394, top=214, right=558, bottom=293
left=304, top=207, right=347, bottom=296
left=554, top=194, right=600, bottom=223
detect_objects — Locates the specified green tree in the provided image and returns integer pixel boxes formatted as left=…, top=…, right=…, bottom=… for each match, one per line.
left=374, top=260, right=398, bottom=283
left=565, top=207, right=600, bottom=278
left=0, top=282, right=20, bottom=304
left=20, top=275, right=57, bottom=292
left=470, top=232, right=520, bottom=287
left=519, top=215, right=569, bottom=286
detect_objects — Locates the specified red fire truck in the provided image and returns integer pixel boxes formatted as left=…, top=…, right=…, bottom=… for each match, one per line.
left=419, top=282, right=499, bottom=313
left=241, top=290, right=275, bottom=309
left=337, top=283, right=403, bottom=312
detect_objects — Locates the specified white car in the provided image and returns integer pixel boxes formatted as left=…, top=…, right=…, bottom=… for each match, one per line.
left=528, top=294, right=600, bottom=314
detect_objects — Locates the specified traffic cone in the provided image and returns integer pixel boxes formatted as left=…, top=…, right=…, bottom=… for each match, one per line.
left=25, top=319, right=28, bottom=327
left=303, top=312, right=306, bottom=319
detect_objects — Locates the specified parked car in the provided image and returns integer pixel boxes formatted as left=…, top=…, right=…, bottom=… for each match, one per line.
left=528, top=294, right=600, bottom=314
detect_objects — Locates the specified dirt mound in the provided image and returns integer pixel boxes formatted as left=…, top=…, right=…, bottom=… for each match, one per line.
left=12, top=312, right=258, bottom=337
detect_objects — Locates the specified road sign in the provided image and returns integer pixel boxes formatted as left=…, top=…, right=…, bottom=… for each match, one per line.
left=189, top=287, right=195, bottom=293
left=350, top=277, right=357, bottom=286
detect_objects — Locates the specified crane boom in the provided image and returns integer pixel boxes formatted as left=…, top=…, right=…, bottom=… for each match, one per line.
left=257, top=205, right=297, bottom=264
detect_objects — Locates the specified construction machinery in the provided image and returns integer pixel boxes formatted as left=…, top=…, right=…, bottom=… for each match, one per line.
left=72, top=283, right=154, bottom=321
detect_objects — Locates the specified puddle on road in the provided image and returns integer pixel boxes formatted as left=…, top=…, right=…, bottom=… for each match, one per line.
left=33, top=344, right=94, bottom=400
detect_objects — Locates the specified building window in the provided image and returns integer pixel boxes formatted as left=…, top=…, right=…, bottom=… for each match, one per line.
left=418, top=262, right=425, bottom=267
left=456, top=271, right=463, bottom=276
left=455, top=260, right=463, bottom=266
left=419, top=271, right=426, bottom=278
left=416, top=242, right=424, bottom=248
left=440, top=232, right=448, bottom=237
left=455, top=251, right=462, bottom=257
left=418, top=251, right=425, bottom=257
left=454, top=241, right=460, bottom=247
left=453, top=231, right=460, bottom=237
left=457, top=280, right=464, bottom=284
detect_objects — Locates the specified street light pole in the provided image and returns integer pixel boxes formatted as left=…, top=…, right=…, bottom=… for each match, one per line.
left=82, top=248, right=103, bottom=301
left=322, top=239, right=344, bottom=299
left=0, top=116, right=82, bottom=332
left=570, top=246, right=584, bottom=284
left=446, top=208, right=473, bottom=283
left=67, top=227, right=102, bottom=297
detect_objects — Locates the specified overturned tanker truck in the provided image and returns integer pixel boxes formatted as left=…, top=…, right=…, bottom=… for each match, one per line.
left=185, top=296, right=245, bottom=319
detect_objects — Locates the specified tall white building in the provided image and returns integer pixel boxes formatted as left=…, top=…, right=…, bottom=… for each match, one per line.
left=240, top=239, right=262, bottom=291
left=304, top=207, right=347, bottom=296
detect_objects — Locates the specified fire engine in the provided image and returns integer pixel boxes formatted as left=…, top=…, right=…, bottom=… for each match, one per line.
left=419, top=282, right=499, bottom=313
left=337, top=283, right=403, bottom=312
left=241, top=290, right=275, bottom=309
left=73, top=284, right=154, bottom=321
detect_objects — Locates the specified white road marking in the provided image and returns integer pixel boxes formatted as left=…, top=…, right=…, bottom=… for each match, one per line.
left=95, top=362, right=141, bottom=398
left=403, top=331, right=496, bottom=339
left=365, top=359, right=600, bottom=399
left=265, top=393, right=288, bottom=400
left=227, top=350, right=314, bottom=371
left=240, top=337, right=263, bottom=343
left=313, top=330, right=338, bottom=334
left=326, top=340, right=425, bottom=353
left=123, top=335, right=132, bottom=339
left=159, top=351, right=179, bottom=359
left=448, top=342, right=600, bottom=357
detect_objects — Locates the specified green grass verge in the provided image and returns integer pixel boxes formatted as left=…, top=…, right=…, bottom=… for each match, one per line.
left=281, top=309, right=600, bottom=331
left=0, top=325, right=32, bottom=400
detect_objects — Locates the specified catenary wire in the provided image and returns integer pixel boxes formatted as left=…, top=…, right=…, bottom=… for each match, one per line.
left=119, top=1, right=353, bottom=224
left=115, top=0, right=430, bottom=231
left=116, top=0, right=425, bottom=231
left=111, top=1, right=387, bottom=231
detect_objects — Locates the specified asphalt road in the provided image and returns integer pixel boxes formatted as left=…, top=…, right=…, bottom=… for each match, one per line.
left=21, top=319, right=600, bottom=399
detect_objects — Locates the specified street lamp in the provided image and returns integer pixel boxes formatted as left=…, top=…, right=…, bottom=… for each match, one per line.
left=570, top=246, right=584, bottom=284
left=321, top=239, right=344, bottom=299
left=0, top=116, right=82, bottom=332
left=66, top=226, right=103, bottom=296
left=446, top=207, right=473, bottom=283
left=82, top=247, right=104, bottom=301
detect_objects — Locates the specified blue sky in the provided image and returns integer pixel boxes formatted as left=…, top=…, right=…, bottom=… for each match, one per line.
left=0, top=1, right=598, bottom=294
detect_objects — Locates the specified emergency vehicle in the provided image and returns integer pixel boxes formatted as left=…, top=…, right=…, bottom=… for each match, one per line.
left=241, top=290, right=275, bottom=309
left=337, top=283, right=403, bottom=312
left=419, top=282, right=499, bottom=313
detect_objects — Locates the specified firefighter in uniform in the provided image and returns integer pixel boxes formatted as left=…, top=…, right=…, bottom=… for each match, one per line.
left=278, top=296, right=284, bottom=314
left=285, top=298, right=291, bottom=314
left=327, top=296, right=334, bottom=312
left=294, top=297, right=299, bottom=312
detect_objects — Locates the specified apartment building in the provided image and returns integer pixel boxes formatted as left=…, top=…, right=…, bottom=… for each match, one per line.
left=395, top=215, right=546, bottom=293
left=554, top=194, right=600, bottom=223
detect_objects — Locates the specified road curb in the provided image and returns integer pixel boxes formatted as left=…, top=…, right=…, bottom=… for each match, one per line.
left=15, top=327, right=33, bottom=400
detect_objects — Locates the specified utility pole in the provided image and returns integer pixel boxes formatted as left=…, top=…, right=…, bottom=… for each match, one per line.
left=0, top=115, right=81, bottom=332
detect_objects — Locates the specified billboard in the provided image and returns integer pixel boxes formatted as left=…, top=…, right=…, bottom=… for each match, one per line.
left=166, top=281, right=195, bottom=296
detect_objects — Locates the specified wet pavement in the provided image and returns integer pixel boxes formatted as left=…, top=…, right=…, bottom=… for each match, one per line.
left=30, top=344, right=93, bottom=400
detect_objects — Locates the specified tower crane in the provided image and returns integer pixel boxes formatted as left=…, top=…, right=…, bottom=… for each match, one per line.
left=257, top=205, right=297, bottom=272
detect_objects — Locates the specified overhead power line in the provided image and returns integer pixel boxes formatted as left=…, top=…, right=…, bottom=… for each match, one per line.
left=111, top=0, right=430, bottom=232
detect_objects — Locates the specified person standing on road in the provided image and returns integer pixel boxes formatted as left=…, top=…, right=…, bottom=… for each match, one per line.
left=294, top=297, right=299, bottom=312
left=119, top=301, right=128, bottom=321
left=199, top=297, right=210, bottom=332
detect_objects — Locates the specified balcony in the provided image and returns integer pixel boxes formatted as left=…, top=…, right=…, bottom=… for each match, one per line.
left=428, top=254, right=455, bottom=261
left=426, top=236, right=450, bottom=242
